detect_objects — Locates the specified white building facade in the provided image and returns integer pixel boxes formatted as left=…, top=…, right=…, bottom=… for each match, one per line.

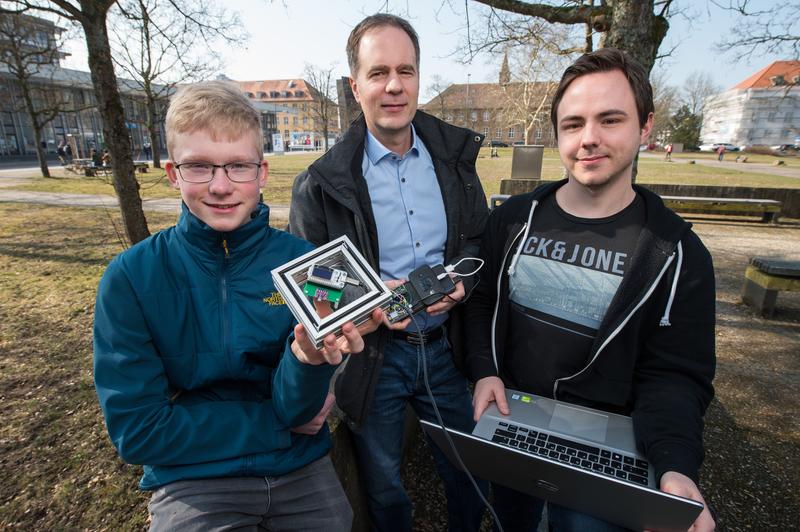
left=700, top=61, right=800, bottom=148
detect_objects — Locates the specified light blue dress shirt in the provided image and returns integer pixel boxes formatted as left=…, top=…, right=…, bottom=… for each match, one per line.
left=362, top=125, right=447, bottom=331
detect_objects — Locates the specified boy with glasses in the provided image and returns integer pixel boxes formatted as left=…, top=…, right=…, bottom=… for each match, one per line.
left=93, top=81, right=380, bottom=531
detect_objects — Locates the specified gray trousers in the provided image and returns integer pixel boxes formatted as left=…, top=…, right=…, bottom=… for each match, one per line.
left=147, top=455, right=352, bottom=531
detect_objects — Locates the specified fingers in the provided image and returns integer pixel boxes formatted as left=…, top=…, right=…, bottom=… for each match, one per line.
left=495, top=387, right=510, bottom=415
left=427, top=281, right=464, bottom=316
left=339, top=321, right=364, bottom=355
left=472, top=376, right=508, bottom=421
left=294, top=309, right=384, bottom=366
left=660, top=472, right=715, bottom=532
left=383, top=313, right=411, bottom=330
left=292, top=323, right=321, bottom=365
left=384, top=279, right=407, bottom=290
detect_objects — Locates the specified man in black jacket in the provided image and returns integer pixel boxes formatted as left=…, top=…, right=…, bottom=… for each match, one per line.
left=467, top=49, right=716, bottom=531
left=290, top=13, right=489, bottom=532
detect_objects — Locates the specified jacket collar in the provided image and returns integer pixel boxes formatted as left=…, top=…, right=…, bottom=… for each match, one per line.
left=525, top=179, right=691, bottom=249
left=176, top=202, right=271, bottom=260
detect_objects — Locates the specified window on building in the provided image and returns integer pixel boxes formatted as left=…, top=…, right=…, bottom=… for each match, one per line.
left=303, top=116, right=308, bottom=125
left=295, top=90, right=304, bottom=97
left=536, top=129, right=542, bottom=140
left=456, top=113, right=464, bottom=123
left=471, top=110, right=478, bottom=121
left=283, top=116, right=288, bottom=125
left=508, top=127, right=515, bottom=138
left=284, top=129, right=289, bottom=137
left=768, top=112, right=776, bottom=120
left=483, top=111, right=490, bottom=122
left=293, top=117, right=298, bottom=126
left=495, top=128, right=501, bottom=138
left=483, top=127, right=489, bottom=136
left=302, top=103, right=307, bottom=112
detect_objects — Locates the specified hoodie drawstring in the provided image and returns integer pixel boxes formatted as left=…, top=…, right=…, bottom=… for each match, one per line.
left=659, top=240, right=683, bottom=327
left=507, top=200, right=538, bottom=277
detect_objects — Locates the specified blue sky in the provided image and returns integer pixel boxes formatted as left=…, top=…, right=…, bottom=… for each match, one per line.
left=61, top=1, right=785, bottom=98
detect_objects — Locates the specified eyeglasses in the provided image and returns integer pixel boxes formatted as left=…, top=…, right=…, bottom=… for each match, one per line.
left=174, top=161, right=261, bottom=183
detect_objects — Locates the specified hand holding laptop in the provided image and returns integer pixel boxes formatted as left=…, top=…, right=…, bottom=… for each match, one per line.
left=472, top=376, right=510, bottom=421
left=657, top=472, right=715, bottom=532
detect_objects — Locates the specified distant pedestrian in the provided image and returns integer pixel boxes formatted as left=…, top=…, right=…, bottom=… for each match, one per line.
left=64, top=143, right=72, bottom=163
left=57, top=140, right=66, bottom=165
left=665, top=143, right=673, bottom=161
left=716, top=144, right=725, bottom=162
left=142, top=139, right=152, bottom=160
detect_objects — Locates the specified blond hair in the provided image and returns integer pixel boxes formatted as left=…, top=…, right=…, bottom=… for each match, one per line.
left=165, top=80, right=263, bottom=159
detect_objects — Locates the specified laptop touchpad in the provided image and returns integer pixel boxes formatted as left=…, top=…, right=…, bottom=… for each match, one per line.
left=548, top=403, right=609, bottom=443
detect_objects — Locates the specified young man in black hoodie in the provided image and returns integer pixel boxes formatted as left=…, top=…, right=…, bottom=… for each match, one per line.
left=466, top=49, right=716, bottom=531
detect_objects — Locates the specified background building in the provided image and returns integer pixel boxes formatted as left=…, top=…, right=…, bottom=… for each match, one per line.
left=421, top=79, right=556, bottom=147
left=0, top=13, right=170, bottom=161
left=237, top=79, right=339, bottom=150
left=701, top=61, right=800, bottom=147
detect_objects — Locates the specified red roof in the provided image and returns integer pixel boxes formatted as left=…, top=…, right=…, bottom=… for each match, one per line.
left=236, top=79, right=319, bottom=101
left=734, top=61, right=800, bottom=89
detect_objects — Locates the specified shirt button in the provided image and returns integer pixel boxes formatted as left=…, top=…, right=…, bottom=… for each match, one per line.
left=415, top=242, right=421, bottom=248
left=401, top=177, right=406, bottom=183
left=409, top=210, right=414, bottom=215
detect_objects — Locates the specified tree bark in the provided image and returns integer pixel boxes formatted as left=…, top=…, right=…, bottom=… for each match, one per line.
left=18, top=82, right=50, bottom=177
left=80, top=1, right=150, bottom=244
left=145, top=90, right=162, bottom=168
left=601, top=0, right=667, bottom=74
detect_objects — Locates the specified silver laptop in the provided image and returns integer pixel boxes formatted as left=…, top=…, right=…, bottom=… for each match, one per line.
left=420, top=389, right=703, bottom=531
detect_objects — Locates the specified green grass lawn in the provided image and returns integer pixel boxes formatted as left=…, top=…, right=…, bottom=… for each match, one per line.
left=10, top=149, right=798, bottom=207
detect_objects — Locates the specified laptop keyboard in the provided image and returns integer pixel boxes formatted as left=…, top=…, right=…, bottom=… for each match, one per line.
left=490, top=421, right=650, bottom=486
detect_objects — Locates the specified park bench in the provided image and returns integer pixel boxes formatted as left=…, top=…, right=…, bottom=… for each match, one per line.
left=490, top=194, right=782, bottom=224
left=741, top=257, right=800, bottom=317
left=661, top=196, right=781, bottom=223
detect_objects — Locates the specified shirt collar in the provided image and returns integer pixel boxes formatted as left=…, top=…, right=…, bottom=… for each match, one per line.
left=364, top=124, right=420, bottom=164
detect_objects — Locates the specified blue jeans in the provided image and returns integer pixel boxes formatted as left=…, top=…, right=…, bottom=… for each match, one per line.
left=351, top=335, right=488, bottom=532
left=492, top=483, right=633, bottom=532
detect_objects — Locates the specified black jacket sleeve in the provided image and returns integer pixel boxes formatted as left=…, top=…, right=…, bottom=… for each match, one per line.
left=631, top=232, right=716, bottom=484
left=288, top=169, right=329, bottom=246
left=463, top=201, right=516, bottom=382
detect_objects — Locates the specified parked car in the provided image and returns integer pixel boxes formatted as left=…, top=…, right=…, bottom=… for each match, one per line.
left=487, top=140, right=509, bottom=147
left=699, top=142, right=738, bottom=152
left=770, top=144, right=798, bottom=156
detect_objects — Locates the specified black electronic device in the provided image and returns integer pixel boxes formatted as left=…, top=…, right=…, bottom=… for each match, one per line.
left=385, top=264, right=457, bottom=323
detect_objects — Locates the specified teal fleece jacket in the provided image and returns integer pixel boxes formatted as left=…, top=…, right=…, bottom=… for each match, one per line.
left=93, top=203, right=335, bottom=490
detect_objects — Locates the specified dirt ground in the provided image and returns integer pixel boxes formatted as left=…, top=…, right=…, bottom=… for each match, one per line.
left=404, top=215, right=800, bottom=531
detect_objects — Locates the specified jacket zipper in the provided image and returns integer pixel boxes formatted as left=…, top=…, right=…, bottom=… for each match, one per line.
left=221, top=238, right=231, bottom=373
left=552, top=251, right=677, bottom=398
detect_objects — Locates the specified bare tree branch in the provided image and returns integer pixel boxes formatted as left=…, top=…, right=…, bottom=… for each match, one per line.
left=303, top=63, right=339, bottom=152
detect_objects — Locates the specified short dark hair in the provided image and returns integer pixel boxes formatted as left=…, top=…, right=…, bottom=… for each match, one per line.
left=346, top=13, right=420, bottom=76
left=550, top=48, right=654, bottom=138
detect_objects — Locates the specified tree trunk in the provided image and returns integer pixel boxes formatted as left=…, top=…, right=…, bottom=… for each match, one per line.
left=80, top=4, right=150, bottom=244
left=601, top=0, right=666, bottom=182
left=32, top=125, right=50, bottom=178
left=601, top=0, right=667, bottom=74
left=146, top=92, right=161, bottom=168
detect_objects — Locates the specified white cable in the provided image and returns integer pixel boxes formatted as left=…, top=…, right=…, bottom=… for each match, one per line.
left=442, top=257, right=485, bottom=278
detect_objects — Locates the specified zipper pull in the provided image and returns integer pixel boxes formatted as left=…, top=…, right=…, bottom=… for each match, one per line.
left=222, top=238, right=230, bottom=258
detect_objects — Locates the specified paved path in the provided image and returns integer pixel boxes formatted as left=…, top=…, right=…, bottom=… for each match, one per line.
left=0, top=170, right=290, bottom=218
left=0, top=188, right=290, bottom=218
left=640, top=152, right=800, bottom=179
